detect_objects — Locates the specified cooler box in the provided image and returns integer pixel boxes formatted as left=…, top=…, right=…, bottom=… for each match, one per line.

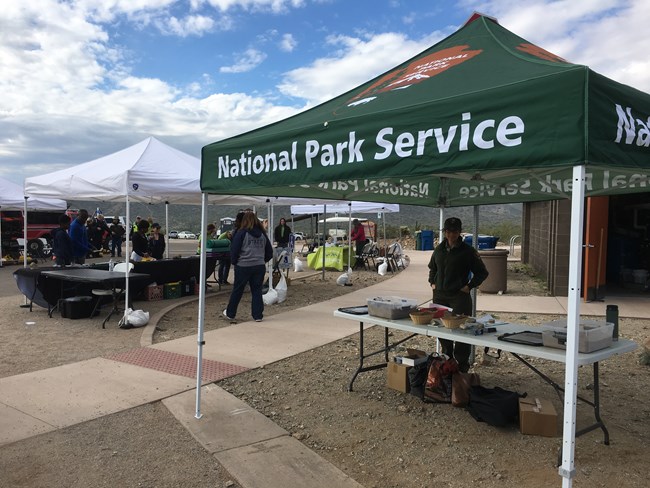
left=367, top=296, right=418, bottom=319
left=59, top=296, right=96, bottom=319
left=541, top=319, right=614, bottom=353
left=163, top=281, right=182, bottom=300
left=463, top=235, right=499, bottom=249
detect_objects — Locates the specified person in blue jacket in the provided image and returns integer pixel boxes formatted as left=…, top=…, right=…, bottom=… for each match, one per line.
left=223, top=211, right=273, bottom=322
left=69, top=209, right=92, bottom=264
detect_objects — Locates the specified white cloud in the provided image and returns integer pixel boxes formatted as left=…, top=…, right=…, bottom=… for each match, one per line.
left=199, top=0, right=306, bottom=14
left=462, top=0, right=650, bottom=91
left=158, top=14, right=216, bottom=37
left=220, top=48, right=268, bottom=73
left=277, top=32, right=442, bottom=104
left=279, top=33, right=297, bottom=52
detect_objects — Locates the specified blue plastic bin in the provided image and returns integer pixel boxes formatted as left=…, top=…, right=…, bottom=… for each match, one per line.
left=463, top=235, right=498, bottom=249
left=421, top=230, right=434, bottom=250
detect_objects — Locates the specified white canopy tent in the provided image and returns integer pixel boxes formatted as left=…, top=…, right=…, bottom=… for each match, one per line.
left=0, top=177, right=67, bottom=268
left=23, top=137, right=236, bottom=318
left=291, top=201, right=400, bottom=273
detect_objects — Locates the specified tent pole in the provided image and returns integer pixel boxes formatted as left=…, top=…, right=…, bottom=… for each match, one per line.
left=0, top=205, right=3, bottom=268
left=559, top=165, right=585, bottom=488
left=124, top=195, right=130, bottom=322
left=438, top=208, right=445, bottom=248
left=347, top=202, right=352, bottom=276
left=23, top=197, right=28, bottom=269
left=381, top=209, right=384, bottom=256
left=195, top=192, right=209, bottom=419
left=165, top=201, right=170, bottom=259
left=321, top=205, right=326, bottom=280
left=469, top=206, right=480, bottom=366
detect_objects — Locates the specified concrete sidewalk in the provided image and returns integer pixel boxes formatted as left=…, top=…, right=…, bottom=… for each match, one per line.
left=0, top=251, right=646, bottom=488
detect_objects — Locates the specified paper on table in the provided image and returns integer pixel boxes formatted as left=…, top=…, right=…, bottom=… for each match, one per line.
left=476, top=314, right=508, bottom=326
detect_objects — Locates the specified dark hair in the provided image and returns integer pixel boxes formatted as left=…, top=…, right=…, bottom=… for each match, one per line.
left=207, top=223, right=216, bottom=232
left=138, top=220, right=150, bottom=232
left=59, top=214, right=71, bottom=226
left=234, top=212, right=245, bottom=229
left=152, top=222, right=161, bottom=229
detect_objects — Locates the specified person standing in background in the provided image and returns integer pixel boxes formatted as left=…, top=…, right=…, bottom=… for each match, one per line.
left=69, top=209, right=91, bottom=264
left=109, top=216, right=125, bottom=257
left=428, top=217, right=489, bottom=372
left=131, top=219, right=150, bottom=262
left=148, top=222, right=165, bottom=260
left=350, top=219, right=366, bottom=269
left=51, top=214, right=73, bottom=266
left=273, top=217, right=291, bottom=263
left=223, top=212, right=273, bottom=323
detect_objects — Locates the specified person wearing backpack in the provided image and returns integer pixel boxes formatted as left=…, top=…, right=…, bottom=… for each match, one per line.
left=428, top=217, right=488, bottom=372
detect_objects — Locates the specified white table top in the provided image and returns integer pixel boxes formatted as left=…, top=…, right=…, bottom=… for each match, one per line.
left=333, top=311, right=637, bottom=365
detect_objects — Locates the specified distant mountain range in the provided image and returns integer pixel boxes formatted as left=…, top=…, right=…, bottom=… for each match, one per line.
left=70, top=200, right=522, bottom=236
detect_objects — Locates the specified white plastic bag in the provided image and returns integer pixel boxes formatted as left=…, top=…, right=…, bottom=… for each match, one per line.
left=336, top=267, right=353, bottom=286
left=119, top=308, right=150, bottom=329
left=377, top=261, right=388, bottom=276
left=293, top=256, right=305, bottom=272
left=263, top=280, right=278, bottom=305
left=275, top=272, right=288, bottom=303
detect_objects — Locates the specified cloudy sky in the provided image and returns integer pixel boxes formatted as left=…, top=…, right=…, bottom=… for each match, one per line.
left=1, top=0, right=649, bottom=185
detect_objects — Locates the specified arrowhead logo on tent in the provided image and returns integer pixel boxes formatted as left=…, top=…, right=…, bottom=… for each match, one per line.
left=516, top=43, right=567, bottom=63
left=132, top=183, right=139, bottom=191
left=345, top=45, right=482, bottom=108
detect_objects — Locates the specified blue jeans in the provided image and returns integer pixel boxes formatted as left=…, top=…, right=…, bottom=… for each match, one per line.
left=111, top=237, right=122, bottom=257
left=218, top=257, right=231, bottom=284
left=226, top=264, right=266, bottom=320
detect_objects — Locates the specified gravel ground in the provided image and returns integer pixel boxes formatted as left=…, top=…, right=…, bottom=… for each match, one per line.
left=1, top=257, right=648, bottom=488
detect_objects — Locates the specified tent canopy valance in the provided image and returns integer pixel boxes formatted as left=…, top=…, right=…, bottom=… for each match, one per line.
left=201, top=15, right=650, bottom=207
left=0, top=177, right=66, bottom=211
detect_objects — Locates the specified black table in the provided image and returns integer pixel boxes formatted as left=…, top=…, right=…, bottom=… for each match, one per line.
left=107, top=256, right=217, bottom=287
left=40, top=268, right=150, bottom=326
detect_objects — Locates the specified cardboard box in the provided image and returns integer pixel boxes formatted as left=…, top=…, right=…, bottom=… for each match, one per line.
left=519, top=397, right=557, bottom=437
left=386, top=361, right=411, bottom=393
left=541, top=319, right=613, bottom=353
left=399, top=348, right=428, bottom=366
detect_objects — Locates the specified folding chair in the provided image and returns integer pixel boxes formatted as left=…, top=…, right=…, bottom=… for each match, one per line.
left=361, top=242, right=378, bottom=270
left=91, top=262, right=134, bottom=328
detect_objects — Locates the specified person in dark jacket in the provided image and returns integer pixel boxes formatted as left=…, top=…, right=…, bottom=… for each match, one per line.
left=130, top=220, right=150, bottom=262
left=51, top=214, right=73, bottom=266
left=148, top=222, right=165, bottom=260
left=273, top=217, right=291, bottom=247
left=223, top=212, right=273, bottom=322
left=428, top=217, right=489, bottom=372
left=109, top=217, right=125, bottom=257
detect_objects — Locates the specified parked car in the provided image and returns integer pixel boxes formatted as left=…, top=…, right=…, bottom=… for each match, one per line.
left=168, top=230, right=179, bottom=239
left=177, top=231, right=196, bottom=239
left=293, top=232, right=305, bottom=240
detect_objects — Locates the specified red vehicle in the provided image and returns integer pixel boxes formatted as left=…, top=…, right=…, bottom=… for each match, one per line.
left=1, top=209, right=76, bottom=257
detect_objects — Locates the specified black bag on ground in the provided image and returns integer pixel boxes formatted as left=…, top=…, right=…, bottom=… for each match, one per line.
left=407, top=355, right=433, bottom=399
left=466, top=385, right=525, bottom=427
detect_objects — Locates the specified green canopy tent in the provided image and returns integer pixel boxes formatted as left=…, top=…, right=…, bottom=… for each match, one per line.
left=200, top=14, right=649, bottom=486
